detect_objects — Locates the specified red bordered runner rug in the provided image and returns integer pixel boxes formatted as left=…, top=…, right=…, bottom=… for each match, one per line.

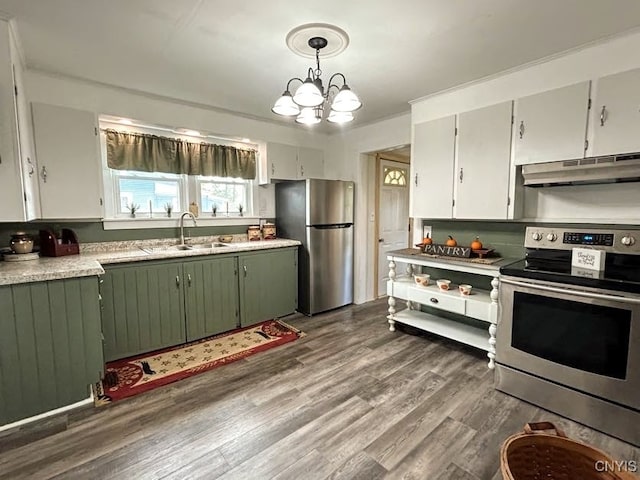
left=95, top=319, right=304, bottom=404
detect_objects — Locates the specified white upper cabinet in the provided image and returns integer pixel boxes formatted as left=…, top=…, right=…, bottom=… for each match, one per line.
left=297, top=147, right=324, bottom=179
left=0, top=21, right=39, bottom=222
left=590, top=68, right=640, bottom=157
left=410, top=115, right=456, bottom=219
left=455, top=101, right=513, bottom=219
left=261, top=142, right=324, bottom=184
left=32, top=103, right=103, bottom=219
left=513, top=81, right=591, bottom=165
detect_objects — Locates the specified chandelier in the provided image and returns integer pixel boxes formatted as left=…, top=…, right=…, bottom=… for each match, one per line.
left=272, top=36, right=362, bottom=125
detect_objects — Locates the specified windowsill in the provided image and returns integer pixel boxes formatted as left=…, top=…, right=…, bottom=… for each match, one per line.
left=102, top=216, right=262, bottom=230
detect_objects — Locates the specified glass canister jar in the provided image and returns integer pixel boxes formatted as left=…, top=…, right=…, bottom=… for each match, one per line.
left=263, top=223, right=276, bottom=240
left=10, top=232, right=34, bottom=254
left=247, top=225, right=261, bottom=241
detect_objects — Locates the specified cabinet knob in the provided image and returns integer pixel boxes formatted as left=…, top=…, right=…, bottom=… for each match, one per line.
left=41, top=166, right=48, bottom=183
left=430, top=298, right=439, bottom=304
left=187, top=273, right=192, bottom=286
left=414, top=173, right=418, bottom=186
left=243, top=265, right=247, bottom=277
left=175, top=275, right=180, bottom=287
left=519, top=121, right=525, bottom=139
left=459, top=168, right=464, bottom=183
left=600, top=105, right=607, bottom=126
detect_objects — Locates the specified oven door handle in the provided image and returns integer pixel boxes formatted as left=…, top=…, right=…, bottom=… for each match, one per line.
left=500, top=277, right=640, bottom=305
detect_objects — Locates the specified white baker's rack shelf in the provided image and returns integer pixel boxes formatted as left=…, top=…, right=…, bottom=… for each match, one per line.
left=385, top=251, right=502, bottom=369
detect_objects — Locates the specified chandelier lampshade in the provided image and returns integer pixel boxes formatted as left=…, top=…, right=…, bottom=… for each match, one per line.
left=330, top=85, right=362, bottom=112
left=293, top=78, right=324, bottom=107
left=272, top=29, right=361, bottom=125
left=327, top=110, right=354, bottom=124
left=296, top=106, right=322, bottom=125
left=271, top=91, right=300, bottom=116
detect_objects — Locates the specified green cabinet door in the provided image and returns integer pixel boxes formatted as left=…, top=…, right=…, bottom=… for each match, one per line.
left=184, top=256, right=240, bottom=342
left=101, top=261, right=185, bottom=362
left=0, top=277, right=103, bottom=425
left=239, top=247, right=298, bottom=326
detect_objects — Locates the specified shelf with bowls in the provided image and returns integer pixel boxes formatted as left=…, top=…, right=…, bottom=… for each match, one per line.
left=385, top=250, right=502, bottom=369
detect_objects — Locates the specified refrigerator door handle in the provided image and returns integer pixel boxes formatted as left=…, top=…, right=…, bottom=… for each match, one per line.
left=310, top=223, right=353, bottom=229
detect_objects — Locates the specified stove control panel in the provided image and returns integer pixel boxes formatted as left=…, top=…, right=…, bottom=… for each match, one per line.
left=563, top=232, right=613, bottom=246
left=524, top=227, right=640, bottom=254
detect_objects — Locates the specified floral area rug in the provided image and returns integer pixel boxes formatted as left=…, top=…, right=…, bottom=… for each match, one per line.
left=95, top=319, right=304, bottom=404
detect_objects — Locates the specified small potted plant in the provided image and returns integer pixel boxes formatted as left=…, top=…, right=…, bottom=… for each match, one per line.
left=212, top=204, right=217, bottom=217
left=238, top=204, right=243, bottom=217
left=164, top=202, right=174, bottom=218
left=126, top=202, right=140, bottom=218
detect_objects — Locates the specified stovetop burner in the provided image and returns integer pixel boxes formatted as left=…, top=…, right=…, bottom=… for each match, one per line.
left=501, top=226, right=640, bottom=294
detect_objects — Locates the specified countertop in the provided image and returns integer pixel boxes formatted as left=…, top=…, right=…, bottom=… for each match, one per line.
left=0, top=237, right=301, bottom=286
left=387, top=248, right=519, bottom=276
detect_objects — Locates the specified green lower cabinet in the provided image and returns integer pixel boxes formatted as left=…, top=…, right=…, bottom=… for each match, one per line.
left=0, top=277, right=103, bottom=425
left=101, top=248, right=298, bottom=361
left=184, top=256, right=239, bottom=342
left=239, top=247, right=298, bottom=326
left=101, top=261, right=185, bottom=362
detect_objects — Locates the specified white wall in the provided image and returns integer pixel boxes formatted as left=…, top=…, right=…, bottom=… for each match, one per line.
left=25, top=70, right=331, bottom=219
left=326, top=113, right=411, bottom=304
left=26, top=70, right=328, bottom=148
left=412, top=30, right=640, bottom=122
left=411, top=30, right=640, bottom=225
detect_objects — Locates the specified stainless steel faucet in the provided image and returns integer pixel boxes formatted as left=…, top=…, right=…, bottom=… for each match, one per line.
left=179, top=211, right=198, bottom=246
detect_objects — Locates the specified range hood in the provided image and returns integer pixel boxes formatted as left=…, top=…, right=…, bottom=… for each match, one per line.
left=522, top=152, right=640, bottom=187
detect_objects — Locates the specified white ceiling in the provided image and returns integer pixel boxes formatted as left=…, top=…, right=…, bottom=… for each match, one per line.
left=3, top=0, right=640, bottom=132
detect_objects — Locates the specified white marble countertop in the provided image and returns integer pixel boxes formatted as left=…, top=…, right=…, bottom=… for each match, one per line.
left=0, top=237, right=301, bottom=286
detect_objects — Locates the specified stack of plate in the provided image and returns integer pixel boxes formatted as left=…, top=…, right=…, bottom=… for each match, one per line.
left=0, top=248, right=40, bottom=262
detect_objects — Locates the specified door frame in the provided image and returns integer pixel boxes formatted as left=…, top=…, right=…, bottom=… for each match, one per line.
left=373, top=151, right=411, bottom=298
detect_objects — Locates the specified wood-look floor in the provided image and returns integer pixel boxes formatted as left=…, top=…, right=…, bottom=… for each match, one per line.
left=1, top=299, right=638, bottom=479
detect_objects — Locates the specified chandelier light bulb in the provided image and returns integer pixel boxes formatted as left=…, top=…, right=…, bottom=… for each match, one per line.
left=331, top=85, right=362, bottom=112
left=293, top=78, right=324, bottom=107
left=296, top=107, right=322, bottom=125
left=272, top=91, right=300, bottom=116
left=327, top=110, right=354, bottom=124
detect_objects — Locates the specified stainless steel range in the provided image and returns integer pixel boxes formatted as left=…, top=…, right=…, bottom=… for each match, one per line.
left=496, top=227, right=640, bottom=446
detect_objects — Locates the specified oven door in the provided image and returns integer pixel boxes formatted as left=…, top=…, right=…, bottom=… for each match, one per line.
left=498, top=275, right=640, bottom=411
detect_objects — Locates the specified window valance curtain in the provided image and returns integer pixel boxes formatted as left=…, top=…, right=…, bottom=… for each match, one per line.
left=105, top=129, right=256, bottom=180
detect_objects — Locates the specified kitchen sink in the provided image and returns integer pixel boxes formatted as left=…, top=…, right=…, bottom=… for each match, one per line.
left=139, top=243, right=229, bottom=254
left=188, top=242, right=229, bottom=249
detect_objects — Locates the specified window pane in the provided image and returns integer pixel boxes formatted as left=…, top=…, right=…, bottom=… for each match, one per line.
left=119, top=178, right=180, bottom=213
left=200, top=180, right=247, bottom=214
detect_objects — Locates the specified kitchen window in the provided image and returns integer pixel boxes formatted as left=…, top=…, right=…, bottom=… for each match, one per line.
left=99, top=117, right=259, bottom=227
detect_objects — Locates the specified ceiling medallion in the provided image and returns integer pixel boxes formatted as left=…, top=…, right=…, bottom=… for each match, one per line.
left=272, top=24, right=362, bottom=126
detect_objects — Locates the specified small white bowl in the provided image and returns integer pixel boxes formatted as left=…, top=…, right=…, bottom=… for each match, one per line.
left=459, top=284, right=473, bottom=296
left=414, top=273, right=430, bottom=287
left=436, top=279, right=451, bottom=291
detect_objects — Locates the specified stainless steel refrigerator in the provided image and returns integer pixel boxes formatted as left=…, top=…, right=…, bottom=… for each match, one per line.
left=276, top=179, right=354, bottom=315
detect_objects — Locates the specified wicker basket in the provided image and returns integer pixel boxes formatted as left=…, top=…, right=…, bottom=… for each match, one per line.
left=501, top=422, right=638, bottom=480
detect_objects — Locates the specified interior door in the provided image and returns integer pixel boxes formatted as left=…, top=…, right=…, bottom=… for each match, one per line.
left=377, top=158, right=410, bottom=297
